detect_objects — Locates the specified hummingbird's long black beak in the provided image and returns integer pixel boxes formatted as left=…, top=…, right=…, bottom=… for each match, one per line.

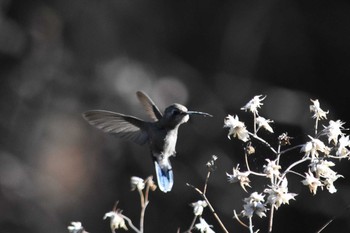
left=186, top=110, right=213, bottom=117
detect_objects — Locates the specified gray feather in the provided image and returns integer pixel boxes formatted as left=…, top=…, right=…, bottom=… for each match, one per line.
left=136, top=91, right=162, bottom=121
left=82, top=110, right=148, bottom=145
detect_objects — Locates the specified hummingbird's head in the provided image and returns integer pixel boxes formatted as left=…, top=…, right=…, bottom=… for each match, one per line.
left=163, top=104, right=213, bottom=128
left=163, top=104, right=190, bottom=128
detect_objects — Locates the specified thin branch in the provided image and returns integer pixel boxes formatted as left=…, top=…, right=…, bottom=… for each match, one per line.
left=248, top=132, right=278, bottom=155
left=287, top=170, right=306, bottom=179
left=139, top=176, right=152, bottom=233
left=203, top=170, right=211, bottom=195
left=233, top=210, right=249, bottom=228
left=253, top=112, right=257, bottom=135
left=278, top=144, right=304, bottom=156
left=268, top=205, right=275, bottom=233
left=245, top=152, right=251, bottom=172
left=185, top=215, right=198, bottom=233
left=316, top=205, right=350, bottom=233
left=315, top=219, right=333, bottom=233
left=121, top=214, right=141, bottom=233
left=314, top=118, right=319, bottom=136
left=186, top=183, right=229, bottom=233
left=279, top=157, right=310, bottom=184
left=248, top=216, right=254, bottom=233
left=248, top=170, right=267, bottom=177
left=138, top=189, right=145, bottom=233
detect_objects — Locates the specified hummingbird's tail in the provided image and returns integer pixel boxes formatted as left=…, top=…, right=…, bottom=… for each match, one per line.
left=154, top=160, right=173, bottom=193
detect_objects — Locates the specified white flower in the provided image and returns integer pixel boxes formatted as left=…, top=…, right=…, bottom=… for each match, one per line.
left=241, top=95, right=266, bottom=115
left=224, top=115, right=250, bottom=142
left=226, top=164, right=251, bottom=192
left=322, top=120, right=346, bottom=144
left=264, top=178, right=297, bottom=209
left=336, top=135, right=350, bottom=157
left=256, top=116, right=274, bottom=133
left=68, top=222, right=85, bottom=233
left=302, top=170, right=322, bottom=195
left=206, top=155, right=218, bottom=170
left=242, top=192, right=267, bottom=218
left=130, top=176, right=145, bottom=191
left=263, top=159, right=281, bottom=179
left=190, top=200, right=208, bottom=216
left=323, top=172, right=343, bottom=194
left=324, top=179, right=337, bottom=193
left=104, top=210, right=128, bottom=231
left=309, top=159, right=336, bottom=178
left=308, top=159, right=343, bottom=194
left=301, top=135, right=329, bottom=158
left=310, top=99, right=328, bottom=120
left=195, top=217, right=215, bottom=233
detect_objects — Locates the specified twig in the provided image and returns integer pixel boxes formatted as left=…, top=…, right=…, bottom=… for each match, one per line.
left=186, top=183, right=229, bottom=233
left=245, top=152, right=251, bottom=172
left=268, top=205, right=275, bottom=233
left=185, top=215, right=198, bottom=233
left=121, top=214, right=142, bottom=233
left=233, top=210, right=249, bottom=228
left=203, top=170, right=211, bottom=195
left=248, top=132, right=278, bottom=155
left=279, top=157, right=310, bottom=184
left=278, top=144, right=304, bottom=156
left=316, top=219, right=333, bottom=233
left=139, top=176, right=152, bottom=233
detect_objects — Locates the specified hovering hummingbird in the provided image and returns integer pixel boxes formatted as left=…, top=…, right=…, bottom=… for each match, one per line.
left=82, top=91, right=212, bottom=193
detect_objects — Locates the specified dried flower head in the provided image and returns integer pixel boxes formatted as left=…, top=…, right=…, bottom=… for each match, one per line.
left=308, top=159, right=343, bottom=194
left=224, top=115, right=250, bottom=142
left=242, top=192, right=267, bottom=218
left=241, top=95, right=266, bottom=115
left=190, top=200, right=208, bottom=216
left=322, top=120, right=346, bottom=145
left=302, top=170, right=323, bottom=195
left=67, top=222, right=87, bottom=233
left=264, top=178, right=297, bottom=209
left=195, top=217, right=215, bottom=233
left=226, top=164, right=251, bottom=192
left=104, top=208, right=128, bottom=231
left=263, top=159, right=281, bottom=179
left=245, top=143, right=255, bottom=155
left=130, top=176, right=145, bottom=191
left=206, top=155, right=218, bottom=171
left=310, top=99, right=328, bottom=120
left=336, top=135, right=350, bottom=158
left=301, top=135, right=330, bottom=158
left=278, top=132, right=292, bottom=146
left=256, top=116, right=274, bottom=133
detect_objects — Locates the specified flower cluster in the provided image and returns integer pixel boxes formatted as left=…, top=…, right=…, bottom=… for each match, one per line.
left=223, top=96, right=350, bottom=232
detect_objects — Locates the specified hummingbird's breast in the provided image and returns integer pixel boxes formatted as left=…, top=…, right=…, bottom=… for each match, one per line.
left=163, top=130, right=178, bottom=157
left=147, top=125, right=178, bottom=159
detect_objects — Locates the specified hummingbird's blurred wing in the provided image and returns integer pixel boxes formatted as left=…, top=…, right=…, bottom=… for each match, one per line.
left=136, top=91, right=163, bottom=122
left=82, top=110, right=148, bottom=145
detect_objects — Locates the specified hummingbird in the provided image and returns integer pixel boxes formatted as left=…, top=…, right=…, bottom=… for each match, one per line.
left=82, top=91, right=212, bottom=193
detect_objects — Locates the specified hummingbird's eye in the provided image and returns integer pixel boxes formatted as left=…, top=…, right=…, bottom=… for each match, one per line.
left=172, top=109, right=181, bottom=116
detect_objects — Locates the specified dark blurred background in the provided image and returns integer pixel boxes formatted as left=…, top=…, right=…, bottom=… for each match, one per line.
left=1, top=0, right=350, bottom=232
